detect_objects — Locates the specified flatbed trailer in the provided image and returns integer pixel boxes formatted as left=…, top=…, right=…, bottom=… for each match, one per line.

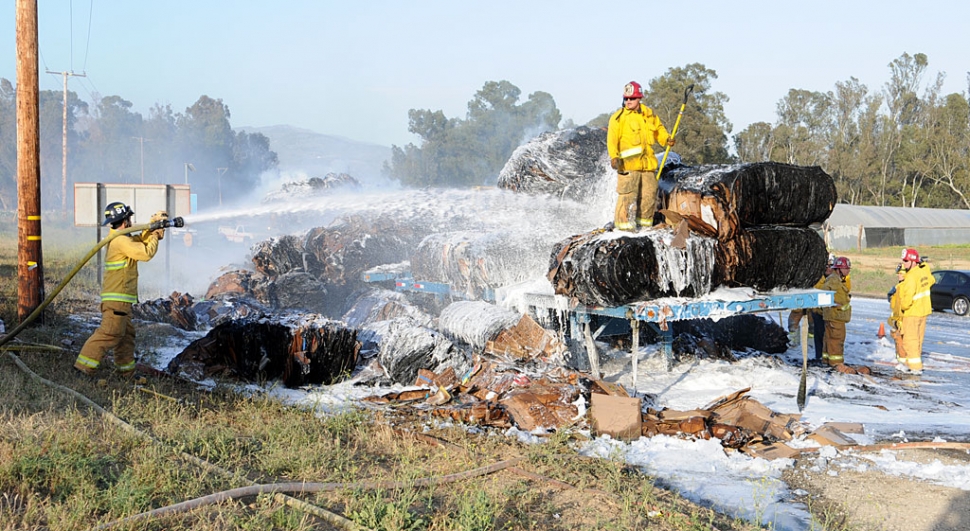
left=361, top=267, right=834, bottom=388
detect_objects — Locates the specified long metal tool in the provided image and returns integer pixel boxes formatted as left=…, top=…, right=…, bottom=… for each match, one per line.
left=656, top=83, right=694, bottom=181
left=797, top=313, right=809, bottom=410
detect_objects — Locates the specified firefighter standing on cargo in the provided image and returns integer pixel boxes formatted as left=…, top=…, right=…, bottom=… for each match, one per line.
left=74, top=202, right=166, bottom=376
left=821, top=256, right=852, bottom=367
left=607, top=81, right=674, bottom=232
left=893, top=248, right=934, bottom=375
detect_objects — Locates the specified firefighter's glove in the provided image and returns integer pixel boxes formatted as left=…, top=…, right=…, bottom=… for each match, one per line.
left=150, top=210, right=169, bottom=240
left=666, top=139, right=676, bottom=147
left=840, top=304, right=851, bottom=312
left=610, top=158, right=619, bottom=170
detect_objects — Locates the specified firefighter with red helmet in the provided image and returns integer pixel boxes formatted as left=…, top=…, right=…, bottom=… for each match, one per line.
left=606, top=81, right=674, bottom=232
left=821, top=256, right=852, bottom=367
left=892, top=248, right=934, bottom=375
left=74, top=202, right=164, bottom=376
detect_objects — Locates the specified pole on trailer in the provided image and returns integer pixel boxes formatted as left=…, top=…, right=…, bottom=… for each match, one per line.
left=630, top=319, right=639, bottom=395
left=584, top=321, right=600, bottom=380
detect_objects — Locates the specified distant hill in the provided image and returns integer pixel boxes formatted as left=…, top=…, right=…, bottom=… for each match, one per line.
left=239, top=125, right=392, bottom=186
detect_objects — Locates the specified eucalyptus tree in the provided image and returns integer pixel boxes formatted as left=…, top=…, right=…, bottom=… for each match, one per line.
left=385, top=80, right=561, bottom=187
left=75, top=94, right=142, bottom=186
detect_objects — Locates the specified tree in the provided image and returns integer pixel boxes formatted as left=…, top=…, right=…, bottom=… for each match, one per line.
left=0, top=78, right=16, bottom=209
left=733, top=121, right=776, bottom=163
left=385, top=80, right=561, bottom=187
left=177, top=96, right=234, bottom=206
left=645, top=64, right=733, bottom=164
left=75, top=94, right=143, bottom=186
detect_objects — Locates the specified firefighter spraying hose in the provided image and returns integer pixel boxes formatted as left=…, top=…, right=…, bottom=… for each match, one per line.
left=0, top=212, right=185, bottom=350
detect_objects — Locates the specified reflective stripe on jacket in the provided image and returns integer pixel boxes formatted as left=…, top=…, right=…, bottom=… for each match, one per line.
left=100, top=229, right=159, bottom=303
left=606, top=103, right=670, bottom=172
left=898, top=263, right=934, bottom=318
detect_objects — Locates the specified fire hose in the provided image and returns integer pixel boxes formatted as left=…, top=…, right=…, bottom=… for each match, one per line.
left=0, top=216, right=185, bottom=349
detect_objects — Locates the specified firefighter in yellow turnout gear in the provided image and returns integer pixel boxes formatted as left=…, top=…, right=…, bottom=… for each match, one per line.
left=821, top=257, right=852, bottom=367
left=74, top=202, right=165, bottom=376
left=606, top=81, right=673, bottom=232
left=892, top=248, right=934, bottom=375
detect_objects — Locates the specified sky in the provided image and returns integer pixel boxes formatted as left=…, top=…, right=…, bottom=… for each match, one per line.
left=2, top=1, right=969, bottom=148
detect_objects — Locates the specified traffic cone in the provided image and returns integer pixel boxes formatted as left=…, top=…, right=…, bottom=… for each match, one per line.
left=877, top=322, right=886, bottom=339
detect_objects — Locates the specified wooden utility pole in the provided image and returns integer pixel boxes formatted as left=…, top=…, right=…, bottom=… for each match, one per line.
left=17, top=0, right=45, bottom=323
left=46, top=69, right=85, bottom=213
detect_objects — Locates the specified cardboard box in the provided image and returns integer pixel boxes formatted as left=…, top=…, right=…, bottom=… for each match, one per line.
left=591, top=393, right=642, bottom=441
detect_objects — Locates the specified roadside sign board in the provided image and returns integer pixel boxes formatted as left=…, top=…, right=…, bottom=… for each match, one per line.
left=74, top=183, right=190, bottom=227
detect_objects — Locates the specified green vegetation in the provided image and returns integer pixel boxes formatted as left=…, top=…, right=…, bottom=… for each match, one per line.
left=384, top=80, right=561, bottom=187
left=0, top=83, right=277, bottom=211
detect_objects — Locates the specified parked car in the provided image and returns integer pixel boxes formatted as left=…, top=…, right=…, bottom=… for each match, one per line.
left=930, top=269, right=970, bottom=316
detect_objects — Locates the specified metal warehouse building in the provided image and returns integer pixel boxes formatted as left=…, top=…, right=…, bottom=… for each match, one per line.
left=822, top=204, right=970, bottom=250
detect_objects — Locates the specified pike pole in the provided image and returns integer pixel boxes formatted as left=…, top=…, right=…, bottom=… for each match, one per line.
left=656, top=83, right=694, bottom=181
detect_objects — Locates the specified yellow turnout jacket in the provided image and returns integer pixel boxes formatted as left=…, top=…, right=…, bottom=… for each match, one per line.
left=607, top=103, right=670, bottom=172
left=101, top=229, right=159, bottom=304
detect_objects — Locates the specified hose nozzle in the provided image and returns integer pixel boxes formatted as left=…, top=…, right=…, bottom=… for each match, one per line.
left=150, top=216, right=185, bottom=230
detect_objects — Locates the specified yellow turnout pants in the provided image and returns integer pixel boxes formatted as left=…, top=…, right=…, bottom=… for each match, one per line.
left=75, top=301, right=136, bottom=374
left=614, top=170, right=657, bottom=231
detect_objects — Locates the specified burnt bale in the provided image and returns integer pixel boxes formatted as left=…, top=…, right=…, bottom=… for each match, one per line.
left=168, top=314, right=359, bottom=388
left=497, top=126, right=610, bottom=201
left=133, top=292, right=201, bottom=331
left=548, top=227, right=717, bottom=307
left=438, top=301, right=520, bottom=350
left=262, top=172, right=361, bottom=203
left=377, top=319, right=471, bottom=385
left=659, top=162, right=837, bottom=231
left=343, top=289, right=435, bottom=358
left=253, top=271, right=329, bottom=314
left=205, top=269, right=263, bottom=300
left=659, top=314, right=789, bottom=356
left=715, top=226, right=828, bottom=290
left=251, top=235, right=307, bottom=279
left=411, top=231, right=551, bottom=299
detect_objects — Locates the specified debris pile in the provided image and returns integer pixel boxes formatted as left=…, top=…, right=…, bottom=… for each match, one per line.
left=497, top=126, right=610, bottom=201
left=262, top=172, right=361, bottom=203
left=548, top=226, right=717, bottom=307
left=168, top=313, right=359, bottom=388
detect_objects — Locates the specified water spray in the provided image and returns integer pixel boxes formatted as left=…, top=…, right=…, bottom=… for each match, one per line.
left=0, top=217, right=185, bottom=349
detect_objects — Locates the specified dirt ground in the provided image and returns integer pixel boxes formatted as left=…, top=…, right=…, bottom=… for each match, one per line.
left=784, top=448, right=970, bottom=530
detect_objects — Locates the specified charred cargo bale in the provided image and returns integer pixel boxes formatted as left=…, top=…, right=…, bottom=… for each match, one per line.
left=343, top=289, right=436, bottom=357
left=715, top=226, right=827, bottom=290
left=205, top=269, right=263, bottom=300
left=659, top=162, right=837, bottom=237
left=438, top=301, right=520, bottom=350
left=253, top=271, right=329, bottom=313
left=262, top=172, right=361, bottom=203
left=342, top=288, right=433, bottom=329
left=133, top=292, right=201, bottom=331
left=251, top=235, right=307, bottom=279
left=548, top=227, right=717, bottom=307
left=654, top=314, right=789, bottom=357
left=497, top=126, right=610, bottom=201
left=411, top=231, right=551, bottom=299
left=377, top=319, right=471, bottom=385
left=168, top=315, right=359, bottom=388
